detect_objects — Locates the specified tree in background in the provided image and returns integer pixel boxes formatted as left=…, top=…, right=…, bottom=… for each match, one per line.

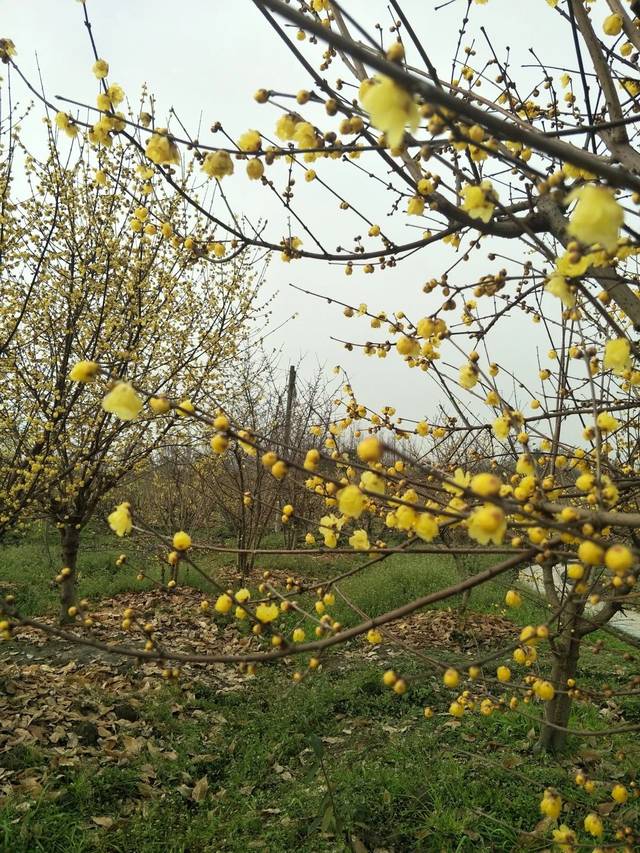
left=0, top=125, right=264, bottom=619
left=186, top=352, right=334, bottom=576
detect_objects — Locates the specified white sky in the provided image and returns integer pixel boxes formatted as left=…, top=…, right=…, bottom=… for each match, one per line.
left=2, top=0, right=590, bottom=428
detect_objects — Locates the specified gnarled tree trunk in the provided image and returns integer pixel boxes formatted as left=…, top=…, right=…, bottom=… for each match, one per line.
left=537, top=633, right=580, bottom=754
left=59, top=523, right=81, bottom=624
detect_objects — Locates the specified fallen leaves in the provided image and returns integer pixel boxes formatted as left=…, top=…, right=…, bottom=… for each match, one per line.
left=91, top=816, right=114, bottom=829
left=0, top=587, right=255, bottom=803
left=191, top=775, right=209, bottom=803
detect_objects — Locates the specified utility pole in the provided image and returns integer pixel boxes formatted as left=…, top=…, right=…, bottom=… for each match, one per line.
left=276, top=365, right=296, bottom=536
left=282, top=365, right=296, bottom=453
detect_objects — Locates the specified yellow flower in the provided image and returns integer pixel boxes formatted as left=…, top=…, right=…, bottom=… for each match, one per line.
left=622, top=77, right=640, bottom=97
left=460, top=181, right=496, bottom=222
left=496, top=666, right=511, bottom=682
left=214, top=594, right=233, bottom=614
left=106, top=84, right=125, bottom=106
left=108, top=502, right=132, bottom=537
left=467, top=504, right=506, bottom=545
left=145, top=131, right=180, bottom=165
left=338, top=485, right=366, bottom=518
left=304, top=448, right=320, bottom=471
left=357, top=435, right=382, bottom=463
left=237, top=129, right=261, bottom=152
left=603, top=13, right=623, bottom=36
left=172, top=530, right=192, bottom=551
left=407, top=196, right=425, bottom=216
left=349, top=529, right=370, bottom=550
left=292, top=628, right=305, bottom=643
left=492, top=415, right=510, bottom=440
left=202, top=150, right=234, bottom=179
left=293, top=121, right=319, bottom=149
left=516, top=455, right=535, bottom=476
left=566, top=185, right=623, bottom=252
left=470, top=473, right=501, bottom=497
left=235, top=587, right=250, bottom=603
left=246, top=158, right=264, bottom=180
left=414, top=513, right=439, bottom=542
left=275, top=114, right=298, bottom=140
left=545, top=275, right=575, bottom=308
left=0, top=38, right=17, bottom=60
left=69, top=360, right=100, bottom=382
left=551, top=825, right=576, bottom=852
left=534, top=680, right=555, bottom=700
left=604, top=338, right=631, bottom=375
left=459, top=363, right=478, bottom=389
left=583, top=813, right=603, bottom=838
left=256, top=603, right=279, bottom=623
left=539, top=789, right=561, bottom=820
left=367, top=628, right=382, bottom=644
left=360, top=470, right=386, bottom=495
left=554, top=250, right=592, bottom=278
left=150, top=396, right=171, bottom=415
left=271, top=460, right=287, bottom=479
left=92, top=58, right=109, bottom=79
left=55, top=112, right=71, bottom=131
left=605, top=544, right=634, bottom=574
left=505, top=590, right=522, bottom=608
left=395, top=504, right=417, bottom=530
left=596, top=411, right=619, bottom=432
left=102, top=382, right=143, bottom=421
left=612, top=783, right=628, bottom=803
left=443, top=668, right=460, bottom=688
left=359, top=75, right=419, bottom=148
left=396, top=335, right=420, bottom=356
left=320, top=527, right=337, bottom=548
left=176, top=399, right=194, bottom=417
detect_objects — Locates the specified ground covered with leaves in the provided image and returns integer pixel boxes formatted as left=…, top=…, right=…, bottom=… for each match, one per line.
left=1, top=583, right=639, bottom=852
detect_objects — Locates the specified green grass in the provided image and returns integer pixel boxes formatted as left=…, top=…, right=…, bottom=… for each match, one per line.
left=1, top=654, right=638, bottom=853
left=0, top=526, right=158, bottom=616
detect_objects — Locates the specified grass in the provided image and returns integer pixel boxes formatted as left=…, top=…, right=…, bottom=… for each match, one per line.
left=1, top=530, right=639, bottom=851
left=1, top=653, right=638, bottom=853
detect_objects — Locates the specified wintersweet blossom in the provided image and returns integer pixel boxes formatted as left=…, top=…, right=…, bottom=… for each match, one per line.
left=349, top=529, right=370, bottom=550
left=102, top=382, right=143, bottom=421
left=202, top=150, right=234, bottom=179
left=92, top=58, right=109, bottom=79
left=69, top=360, right=100, bottom=382
left=566, top=185, right=623, bottom=251
left=467, top=504, right=506, bottom=545
left=145, top=131, right=180, bottom=165
left=604, top=338, right=631, bottom=375
left=338, top=485, right=366, bottom=518
left=359, top=75, right=419, bottom=148
left=108, top=502, right=132, bottom=537
left=236, top=129, right=261, bottom=152
left=414, top=513, right=439, bottom=542
left=460, top=181, right=496, bottom=222
left=256, top=603, right=279, bottom=623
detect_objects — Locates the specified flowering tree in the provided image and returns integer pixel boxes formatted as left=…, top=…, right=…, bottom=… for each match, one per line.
left=0, top=125, right=264, bottom=619
left=3, top=2, right=640, bottom=844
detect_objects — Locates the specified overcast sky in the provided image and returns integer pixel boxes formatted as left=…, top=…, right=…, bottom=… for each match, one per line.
left=3, top=1, right=581, bottom=427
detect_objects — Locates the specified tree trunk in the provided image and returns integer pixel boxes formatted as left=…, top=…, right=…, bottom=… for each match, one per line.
left=59, top=524, right=81, bottom=624
left=537, top=637, right=580, bottom=754
left=236, top=527, right=249, bottom=580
